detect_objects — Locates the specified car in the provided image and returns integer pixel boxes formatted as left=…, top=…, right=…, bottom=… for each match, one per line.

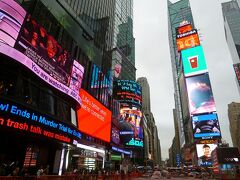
left=188, top=171, right=200, bottom=177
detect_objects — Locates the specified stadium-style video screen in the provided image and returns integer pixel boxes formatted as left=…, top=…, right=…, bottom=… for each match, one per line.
left=181, top=45, right=208, bottom=77
left=119, top=107, right=143, bottom=147
left=192, top=113, right=221, bottom=139
left=186, top=74, right=216, bottom=115
left=196, top=143, right=217, bottom=167
left=77, top=89, right=112, bottom=142
left=113, top=80, right=142, bottom=108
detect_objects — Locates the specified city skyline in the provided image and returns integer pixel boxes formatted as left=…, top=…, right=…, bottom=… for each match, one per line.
left=134, top=0, right=240, bottom=159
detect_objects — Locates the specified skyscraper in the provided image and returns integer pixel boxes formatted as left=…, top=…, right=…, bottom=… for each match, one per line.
left=168, top=0, right=194, bottom=147
left=136, top=77, right=151, bottom=113
left=222, top=0, right=240, bottom=60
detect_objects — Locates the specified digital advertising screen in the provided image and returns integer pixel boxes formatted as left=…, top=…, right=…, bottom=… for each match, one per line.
left=177, top=24, right=193, bottom=34
left=111, top=126, right=120, bottom=145
left=0, top=6, right=84, bottom=105
left=196, top=143, right=217, bottom=166
left=15, top=14, right=76, bottom=86
left=90, top=64, right=111, bottom=107
left=119, top=107, right=143, bottom=147
left=186, top=74, right=216, bottom=115
left=176, top=29, right=200, bottom=51
left=192, top=113, right=221, bottom=139
left=113, top=80, right=142, bottom=108
left=0, top=0, right=26, bottom=46
left=181, top=45, right=208, bottom=77
left=77, top=89, right=112, bottom=142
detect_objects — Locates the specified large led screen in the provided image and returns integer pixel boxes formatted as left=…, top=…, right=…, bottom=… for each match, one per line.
left=181, top=45, right=208, bottom=77
left=196, top=143, right=217, bottom=166
left=77, top=89, right=112, bottom=142
left=192, top=113, right=221, bottom=139
left=113, top=80, right=142, bottom=108
left=177, top=24, right=193, bottom=34
left=119, top=107, right=143, bottom=147
left=0, top=0, right=26, bottom=46
left=176, top=29, right=200, bottom=51
left=186, top=74, right=216, bottom=115
left=0, top=9, right=84, bottom=105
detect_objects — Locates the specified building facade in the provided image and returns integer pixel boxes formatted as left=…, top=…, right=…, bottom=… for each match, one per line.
left=168, top=0, right=194, bottom=148
left=0, top=0, right=137, bottom=175
left=228, top=102, right=240, bottom=149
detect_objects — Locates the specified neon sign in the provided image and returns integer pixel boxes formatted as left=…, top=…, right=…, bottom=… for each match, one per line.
left=126, top=138, right=143, bottom=147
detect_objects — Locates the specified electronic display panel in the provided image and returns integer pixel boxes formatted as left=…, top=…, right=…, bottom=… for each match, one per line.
left=196, top=143, right=217, bottom=166
left=0, top=6, right=84, bottom=104
left=77, top=89, right=112, bottom=142
left=0, top=0, right=26, bottom=46
left=181, top=45, right=208, bottom=77
left=113, top=80, right=142, bottom=108
left=186, top=74, right=216, bottom=115
left=111, top=126, right=120, bottom=145
left=176, top=30, right=200, bottom=51
left=192, top=113, right=221, bottom=139
left=119, top=107, right=143, bottom=147
left=177, top=24, right=193, bottom=34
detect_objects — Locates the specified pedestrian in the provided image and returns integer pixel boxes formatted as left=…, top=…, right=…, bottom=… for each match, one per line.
left=151, top=166, right=161, bottom=179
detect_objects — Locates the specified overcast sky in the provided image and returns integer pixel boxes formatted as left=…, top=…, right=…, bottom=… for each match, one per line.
left=133, top=0, right=240, bottom=160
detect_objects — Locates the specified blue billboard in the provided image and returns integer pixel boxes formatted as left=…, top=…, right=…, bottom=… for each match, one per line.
left=192, top=113, right=221, bottom=139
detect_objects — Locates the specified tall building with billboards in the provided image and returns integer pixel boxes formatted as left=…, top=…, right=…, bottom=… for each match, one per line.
left=168, top=0, right=194, bottom=149
left=111, top=0, right=136, bottom=81
left=0, top=0, right=135, bottom=175
left=168, top=0, right=222, bottom=167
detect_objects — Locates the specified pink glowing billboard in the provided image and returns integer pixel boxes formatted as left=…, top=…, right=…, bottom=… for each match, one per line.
left=0, top=1, right=84, bottom=105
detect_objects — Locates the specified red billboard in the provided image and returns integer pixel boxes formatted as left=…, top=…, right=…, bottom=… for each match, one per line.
left=177, top=24, right=193, bottom=34
left=176, top=30, right=200, bottom=51
left=77, top=89, right=112, bottom=142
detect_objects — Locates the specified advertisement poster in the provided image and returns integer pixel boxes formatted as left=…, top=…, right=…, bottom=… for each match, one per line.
left=192, top=113, right=221, bottom=139
left=181, top=45, right=208, bottom=77
left=186, top=74, right=216, bottom=115
left=196, top=143, right=217, bottom=166
left=77, top=89, right=112, bottom=142
left=119, top=107, right=143, bottom=147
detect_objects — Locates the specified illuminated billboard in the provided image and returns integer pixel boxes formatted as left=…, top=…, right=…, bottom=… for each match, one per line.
left=233, top=63, right=240, bottom=85
left=113, top=80, right=142, bottom=107
left=0, top=3, right=83, bottom=105
left=196, top=143, right=217, bottom=166
left=119, top=107, right=143, bottom=147
left=177, top=24, right=193, bottom=34
left=186, top=74, right=216, bottom=115
left=192, top=113, right=221, bottom=139
left=0, top=0, right=26, bottom=46
left=111, top=126, right=120, bottom=145
left=181, top=45, right=208, bottom=77
left=176, top=29, right=200, bottom=51
left=77, top=89, right=112, bottom=142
